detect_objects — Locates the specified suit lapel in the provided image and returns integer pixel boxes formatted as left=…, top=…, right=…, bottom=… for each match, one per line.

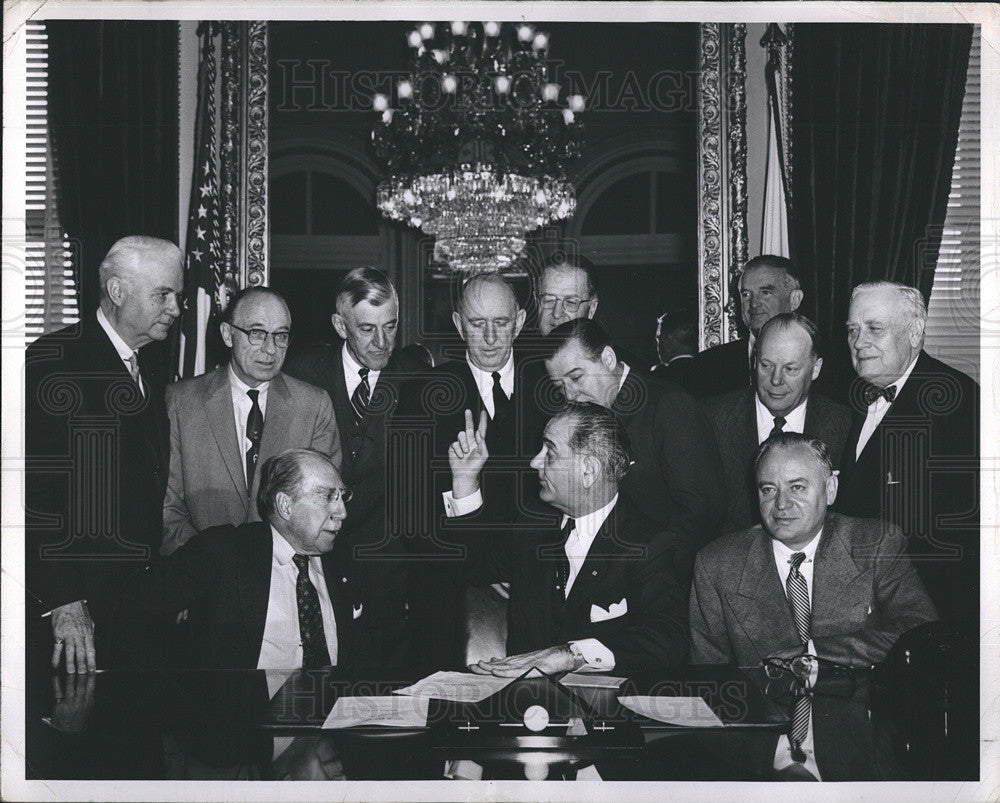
left=328, top=350, right=356, bottom=445
left=205, top=367, right=248, bottom=499
left=735, top=391, right=758, bottom=467
left=238, top=523, right=273, bottom=665
left=258, top=373, right=292, bottom=468
left=731, top=529, right=800, bottom=659
left=812, top=514, right=865, bottom=630
left=562, top=503, right=641, bottom=619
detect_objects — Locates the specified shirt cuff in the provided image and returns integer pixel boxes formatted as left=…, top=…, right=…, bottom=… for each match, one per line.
left=41, top=599, right=87, bottom=618
left=442, top=488, right=483, bottom=517
left=568, top=639, right=616, bottom=671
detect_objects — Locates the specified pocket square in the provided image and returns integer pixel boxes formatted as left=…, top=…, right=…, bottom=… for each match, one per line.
left=590, top=597, right=627, bottom=623
left=353, top=604, right=364, bottom=620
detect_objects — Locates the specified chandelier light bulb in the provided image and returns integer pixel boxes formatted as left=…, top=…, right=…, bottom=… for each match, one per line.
left=451, top=21, right=467, bottom=36
left=373, top=93, right=389, bottom=112
left=562, top=109, right=574, bottom=124
left=442, top=74, right=457, bottom=93
left=483, top=22, right=501, bottom=37
left=532, top=32, right=549, bottom=51
left=568, top=94, right=585, bottom=112
left=432, top=49, right=447, bottom=65
left=407, top=30, right=422, bottom=48
left=382, top=109, right=394, bottom=124
left=397, top=80, right=413, bottom=100
left=542, top=83, right=560, bottom=102
left=419, top=22, right=435, bottom=40
left=517, top=24, right=534, bottom=43
left=494, top=75, right=510, bottom=94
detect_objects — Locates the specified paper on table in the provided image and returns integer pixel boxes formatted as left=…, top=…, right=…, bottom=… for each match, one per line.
left=323, top=696, right=429, bottom=729
left=559, top=671, right=627, bottom=689
left=393, top=671, right=514, bottom=703
left=617, top=695, right=724, bottom=727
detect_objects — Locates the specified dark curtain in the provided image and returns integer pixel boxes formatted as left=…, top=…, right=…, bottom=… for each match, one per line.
left=47, top=21, right=179, bottom=322
left=790, top=23, right=971, bottom=378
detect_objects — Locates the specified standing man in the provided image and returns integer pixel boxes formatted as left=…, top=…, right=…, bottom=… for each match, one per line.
left=695, top=255, right=803, bottom=397
left=837, top=281, right=979, bottom=626
left=706, top=313, right=851, bottom=533
left=535, top=251, right=599, bottom=337
left=162, top=286, right=339, bottom=555
left=395, top=273, right=546, bottom=672
left=650, top=308, right=698, bottom=392
left=284, top=267, right=424, bottom=670
left=543, top=318, right=726, bottom=579
left=26, top=235, right=183, bottom=672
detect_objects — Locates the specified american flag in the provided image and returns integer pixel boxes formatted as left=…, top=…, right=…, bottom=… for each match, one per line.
left=176, top=22, right=227, bottom=379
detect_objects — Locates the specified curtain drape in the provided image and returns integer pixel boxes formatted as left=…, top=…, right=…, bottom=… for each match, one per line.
left=789, top=23, right=972, bottom=379
left=47, top=21, right=179, bottom=319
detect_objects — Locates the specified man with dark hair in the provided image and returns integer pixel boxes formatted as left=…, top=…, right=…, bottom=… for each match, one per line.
left=445, top=403, right=688, bottom=675
left=544, top=318, right=726, bottom=579
left=162, top=286, right=339, bottom=555
left=705, top=313, right=851, bottom=533
left=26, top=235, right=183, bottom=672
left=651, top=308, right=698, bottom=391
left=838, top=281, right=979, bottom=626
left=284, top=267, right=425, bottom=669
left=695, top=254, right=804, bottom=397
left=689, top=432, right=936, bottom=777
left=535, top=251, right=600, bottom=336
left=395, top=272, right=548, bottom=672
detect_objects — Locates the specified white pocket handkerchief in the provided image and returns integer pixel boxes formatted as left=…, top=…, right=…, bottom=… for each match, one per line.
left=590, top=597, right=628, bottom=623
left=353, top=604, right=364, bottom=620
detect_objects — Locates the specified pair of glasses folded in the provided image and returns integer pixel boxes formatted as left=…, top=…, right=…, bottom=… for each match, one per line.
left=762, top=655, right=858, bottom=697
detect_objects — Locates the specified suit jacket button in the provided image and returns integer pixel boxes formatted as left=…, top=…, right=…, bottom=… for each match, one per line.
left=342, top=577, right=348, bottom=583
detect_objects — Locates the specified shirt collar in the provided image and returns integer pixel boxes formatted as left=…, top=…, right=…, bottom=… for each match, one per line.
left=754, top=393, right=808, bottom=436
left=617, top=362, right=631, bottom=393
left=228, top=363, right=270, bottom=396
left=561, top=493, right=619, bottom=543
left=665, top=354, right=695, bottom=366
left=342, top=342, right=380, bottom=382
left=96, top=307, right=138, bottom=362
left=771, top=527, right=823, bottom=564
left=270, top=524, right=298, bottom=566
left=466, top=351, right=515, bottom=390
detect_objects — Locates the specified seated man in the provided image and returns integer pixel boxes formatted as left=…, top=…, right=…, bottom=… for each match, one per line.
left=689, top=431, right=937, bottom=669
left=445, top=403, right=688, bottom=676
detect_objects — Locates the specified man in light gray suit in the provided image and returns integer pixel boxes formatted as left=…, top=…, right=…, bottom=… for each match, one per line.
left=162, top=287, right=340, bottom=554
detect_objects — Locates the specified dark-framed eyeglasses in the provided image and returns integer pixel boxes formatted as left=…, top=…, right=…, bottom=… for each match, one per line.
left=228, top=323, right=291, bottom=349
left=538, top=294, right=592, bottom=314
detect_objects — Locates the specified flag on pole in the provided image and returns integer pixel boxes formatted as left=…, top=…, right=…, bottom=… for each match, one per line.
left=177, top=22, right=227, bottom=379
left=761, top=23, right=791, bottom=258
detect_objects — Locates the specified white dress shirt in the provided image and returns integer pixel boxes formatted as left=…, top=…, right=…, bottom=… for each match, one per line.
left=855, top=354, right=918, bottom=459
left=257, top=525, right=338, bottom=671
left=770, top=529, right=822, bottom=779
left=755, top=395, right=808, bottom=443
left=228, top=365, right=270, bottom=484
left=466, top=352, right=514, bottom=419
left=96, top=307, right=144, bottom=396
left=342, top=342, right=382, bottom=398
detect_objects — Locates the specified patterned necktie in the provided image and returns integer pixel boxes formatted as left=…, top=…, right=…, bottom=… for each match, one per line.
left=786, top=552, right=812, bottom=762
left=246, top=389, right=264, bottom=489
left=126, top=353, right=144, bottom=397
left=350, top=367, right=371, bottom=425
left=768, top=415, right=786, bottom=439
left=554, top=518, right=575, bottom=603
left=491, top=371, right=509, bottom=420
left=292, top=554, right=331, bottom=669
left=861, top=382, right=897, bottom=406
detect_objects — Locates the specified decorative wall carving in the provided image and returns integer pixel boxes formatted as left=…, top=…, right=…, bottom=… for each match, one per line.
left=242, top=21, right=269, bottom=287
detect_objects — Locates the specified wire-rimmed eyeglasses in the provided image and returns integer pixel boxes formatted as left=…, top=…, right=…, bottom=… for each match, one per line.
left=537, top=294, right=592, bottom=314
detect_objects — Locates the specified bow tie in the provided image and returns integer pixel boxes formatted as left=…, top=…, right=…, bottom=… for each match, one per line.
left=861, top=382, right=897, bottom=406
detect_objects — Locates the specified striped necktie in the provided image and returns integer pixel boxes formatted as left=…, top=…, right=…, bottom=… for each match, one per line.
left=786, top=551, right=812, bottom=762
left=350, top=367, right=370, bottom=426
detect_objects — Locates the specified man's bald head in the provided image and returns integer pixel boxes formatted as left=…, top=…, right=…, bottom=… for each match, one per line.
left=453, top=273, right=526, bottom=372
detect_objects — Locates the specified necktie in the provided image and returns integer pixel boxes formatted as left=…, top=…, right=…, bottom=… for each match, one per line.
left=246, top=389, right=264, bottom=489
left=768, top=415, right=786, bottom=439
left=786, top=551, right=812, bottom=763
left=126, top=353, right=144, bottom=397
left=292, top=554, right=331, bottom=669
left=861, top=382, right=897, bottom=406
left=491, top=371, right=509, bottom=420
left=554, top=518, right=575, bottom=602
left=350, top=367, right=371, bottom=425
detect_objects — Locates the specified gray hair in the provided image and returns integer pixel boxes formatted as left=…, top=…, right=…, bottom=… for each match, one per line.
left=754, top=432, right=833, bottom=478
left=851, top=281, right=927, bottom=323
left=335, top=266, right=397, bottom=314
left=98, top=236, right=182, bottom=297
left=553, top=402, right=632, bottom=484
left=256, top=448, right=332, bottom=521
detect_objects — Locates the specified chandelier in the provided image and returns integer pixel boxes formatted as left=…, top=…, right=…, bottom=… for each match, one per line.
left=372, top=21, right=584, bottom=273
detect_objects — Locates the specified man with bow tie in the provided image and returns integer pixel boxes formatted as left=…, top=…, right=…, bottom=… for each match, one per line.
left=444, top=403, right=688, bottom=676
left=836, top=281, right=979, bottom=627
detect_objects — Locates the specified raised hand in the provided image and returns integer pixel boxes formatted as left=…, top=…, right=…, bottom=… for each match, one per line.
left=448, top=409, right=489, bottom=499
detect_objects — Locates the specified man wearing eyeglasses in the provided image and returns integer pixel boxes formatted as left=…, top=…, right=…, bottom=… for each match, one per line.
left=535, top=251, right=599, bottom=337
left=161, top=286, right=340, bottom=556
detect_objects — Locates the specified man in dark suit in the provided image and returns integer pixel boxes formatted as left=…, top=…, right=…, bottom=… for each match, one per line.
left=543, top=318, right=726, bottom=579
left=25, top=235, right=183, bottom=672
left=162, top=286, right=339, bottom=555
left=394, top=272, right=547, bottom=673
left=690, top=432, right=935, bottom=668
left=284, top=267, right=424, bottom=670
left=650, top=308, right=698, bottom=392
left=534, top=250, right=600, bottom=337
left=690, top=432, right=936, bottom=775
left=706, top=313, right=851, bottom=533
left=445, top=403, right=688, bottom=675
left=695, top=255, right=804, bottom=397
left=837, top=281, right=979, bottom=627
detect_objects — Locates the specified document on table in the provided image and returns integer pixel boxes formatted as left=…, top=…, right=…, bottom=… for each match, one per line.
left=559, top=671, right=627, bottom=689
left=393, top=671, right=515, bottom=703
left=617, top=695, right=724, bottom=727
left=323, top=696, right=430, bottom=729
